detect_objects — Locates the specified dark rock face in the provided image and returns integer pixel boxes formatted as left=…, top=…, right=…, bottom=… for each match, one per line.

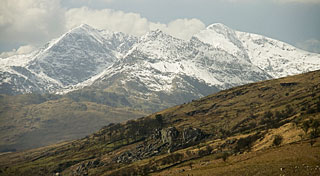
left=161, top=127, right=179, bottom=145
left=182, top=127, right=205, bottom=145
left=73, top=159, right=102, bottom=176
left=113, top=127, right=206, bottom=164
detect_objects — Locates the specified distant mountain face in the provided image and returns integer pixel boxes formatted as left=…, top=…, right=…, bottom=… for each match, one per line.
left=0, top=24, right=137, bottom=95
left=194, top=23, right=320, bottom=78
left=1, top=23, right=319, bottom=109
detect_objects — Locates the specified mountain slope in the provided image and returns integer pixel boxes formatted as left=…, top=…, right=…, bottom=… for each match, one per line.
left=1, top=70, right=319, bottom=176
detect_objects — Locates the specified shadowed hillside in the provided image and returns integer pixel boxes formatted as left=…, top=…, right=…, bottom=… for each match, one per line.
left=0, top=93, right=146, bottom=152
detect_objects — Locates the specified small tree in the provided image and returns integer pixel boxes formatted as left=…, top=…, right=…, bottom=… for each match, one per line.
left=310, top=139, right=316, bottom=146
left=309, top=119, right=319, bottom=147
left=317, top=101, right=320, bottom=112
left=285, top=104, right=294, bottom=115
left=186, top=150, right=193, bottom=157
left=310, top=120, right=319, bottom=140
left=273, top=135, right=283, bottom=146
left=155, top=114, right=163, bottom=128
left=302, top=121, right=310, bottom=134
left=264, top=111, right=273, bottom=119
left=222, top=152, right=229, bottom=162
left=311, top=120, right=319, bottom=132
left=235, top=134, right=259, bottom=152
left=206, top=145, right=213, bottom=154
left=189, top=162, right=193, bottom=169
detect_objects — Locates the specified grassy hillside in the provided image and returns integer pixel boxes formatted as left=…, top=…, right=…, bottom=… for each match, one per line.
left=0, top=70, right=320, bottom=175
left=153, top=140, right=320, bottom=176
left=0, top=94, right=146, bottom=151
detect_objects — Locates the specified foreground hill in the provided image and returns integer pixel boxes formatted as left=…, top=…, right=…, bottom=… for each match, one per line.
left=1, top=70, right=319, bottom=176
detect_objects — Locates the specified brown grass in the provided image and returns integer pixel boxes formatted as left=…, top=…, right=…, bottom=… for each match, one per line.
left=153, top=139, right=320, bottom=176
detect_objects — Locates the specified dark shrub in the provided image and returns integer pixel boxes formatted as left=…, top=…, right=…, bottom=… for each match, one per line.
left=273, top=135, right=283, bottom=146
left=235, top=133, right=261, bottom=152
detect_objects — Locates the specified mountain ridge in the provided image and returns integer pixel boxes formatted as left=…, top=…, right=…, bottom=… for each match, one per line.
left=1, top=23, right=319, bottom=97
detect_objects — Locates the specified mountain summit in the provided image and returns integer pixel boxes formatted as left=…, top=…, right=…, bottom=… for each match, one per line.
left=0, top=24, right=319, bottom=109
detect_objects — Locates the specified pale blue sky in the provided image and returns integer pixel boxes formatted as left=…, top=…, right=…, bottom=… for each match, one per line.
left=1, top=0, right=320, bottom=57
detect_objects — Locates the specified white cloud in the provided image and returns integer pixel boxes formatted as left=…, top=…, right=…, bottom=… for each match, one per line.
left=65, top=8, right=205, bottom=40
left=0, top=45, right=36, bottom=58
left=150, top=19, right=206, bottom=40
left=0, top=0, right=206, bottom=57
left=296, top=39, right=320, bottom=53
left=0, top=0, right=66, bottom=45
left=66, top=7, right=150, bottom=36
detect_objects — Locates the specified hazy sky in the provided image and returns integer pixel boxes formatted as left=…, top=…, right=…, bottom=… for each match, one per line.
left=1, top=0, right=320, bottom=57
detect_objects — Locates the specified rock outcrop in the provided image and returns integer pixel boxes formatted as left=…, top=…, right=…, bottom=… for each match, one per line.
left=113, top=126, right=206, bottom=163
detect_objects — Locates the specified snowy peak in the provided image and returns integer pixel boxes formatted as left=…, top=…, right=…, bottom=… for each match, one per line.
left=27, top=25, right=117, bottom=86
left=140, top=29, right=173, bottom=42
left=78, top=23, right=95, bottom=30
left=132, top=29, right=189, bottom=61
left=194, top=23, right=244, bottom=56
left=70, top=24, right=95, bottom=33
left=0, top=24, right=138, bottom=94
left=206, top=23, right=233, bottom=32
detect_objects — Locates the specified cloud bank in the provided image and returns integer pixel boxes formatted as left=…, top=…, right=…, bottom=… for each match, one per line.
left=0, top=0, right=205, bottom=57
left=0, top=45, right=36, bottom=58
left=296, top=39, right=320, bottom=54
left=0, top=0, right=66, bottom=47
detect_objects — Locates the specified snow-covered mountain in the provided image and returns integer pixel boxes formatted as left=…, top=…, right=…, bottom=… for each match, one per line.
left=1, top=23, right=319, bottom=109
left=194, top=23, right=320, bottom=78
left=83, top=29, right=272, bottom=111
left=0, top=24, right=137, bottom=95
